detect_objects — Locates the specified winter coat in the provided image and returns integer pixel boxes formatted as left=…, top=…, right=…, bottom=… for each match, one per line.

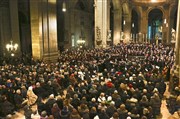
left=27, top=90, right=38, bottom=106
left=1, top=100, right=14, bottom=116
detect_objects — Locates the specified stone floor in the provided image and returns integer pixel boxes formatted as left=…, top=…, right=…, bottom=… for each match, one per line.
left=11, top=83, right=174, bottom=119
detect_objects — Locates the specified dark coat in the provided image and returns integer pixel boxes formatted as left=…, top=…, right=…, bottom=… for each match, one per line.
left=14, top=93, right=23, bottom=106
left=45, top=99, right=56, bottom=115
left=1, top=100, right=14, bottom=116
left=98, top=111, right=110, bottom=119
left=106, top=105, right=117, bottom=117
left=51, top=106, right=61, bottom=119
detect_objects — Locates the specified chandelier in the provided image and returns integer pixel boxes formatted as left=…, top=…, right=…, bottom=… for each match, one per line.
left=77, top=39, right=85, bottom=44
left=6, top=41, right=18, bottom=56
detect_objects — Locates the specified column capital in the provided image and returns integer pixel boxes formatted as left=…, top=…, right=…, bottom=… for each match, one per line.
left=163, top=3, right=170, bottom=10
left=142, top=6, right=148, bottom=11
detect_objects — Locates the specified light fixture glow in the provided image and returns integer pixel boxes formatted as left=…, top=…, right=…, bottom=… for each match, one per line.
left=62, top=1, right=66, bottom=12
left=77, top=39, right=85, bottom=44
left=6, top=41, right=18, bottom=51
left=132, top=23, right=134, bottom=28
left=152, top=0, right=157, bottom=2
left=11, top=53, right=15, bottom=57
left=164, top=19, right=167, bottom=24
left=123, top=20, right=126, bottom=25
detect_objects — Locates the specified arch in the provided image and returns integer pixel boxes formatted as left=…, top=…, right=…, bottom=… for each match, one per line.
left=147, top=7, right=165, bottom=19
left=112, top=0, right=121, bottom=10
left=75, top=0, right=85, bottom=10
left=122, top=2, right=130, bottom=15
left=73, top=0, right=90, bottom=11
left=169, top=5, right=178, bottom=18
left=131, top=9, right=139, bottom=34
left=148, top=8, right=163, bottom=20
left=131, top=7, right=141, bottom=17
left=148, top=8, right=164, bottom=43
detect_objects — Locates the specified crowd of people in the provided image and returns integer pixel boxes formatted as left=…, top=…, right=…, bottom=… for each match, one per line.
left=0, top=43, right=179, bottom=119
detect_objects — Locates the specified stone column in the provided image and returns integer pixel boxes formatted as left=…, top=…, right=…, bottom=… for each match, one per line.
left=113, top=9, right=122, bottom=45
left=140, top=7, right=148, bottom=43
left=94, top=0, right=110, bottom=48
left=175, top=0, right=180, bottom=66
left=9, top=0, right=21, bottom=55
left=30, top=0, right=59, bottom=62
left=162, top=5, right=169, bottom=44
left=0, top=0, right=11, bottom=56
left=123, top=14, right=131, bottom=43
left=164, top=7, right=170, bottom=44
left=168, top=3, right=177, bottom=44
left=175, top=0, right=180, bottom=85
left=167, top=15, right=172, bottom=44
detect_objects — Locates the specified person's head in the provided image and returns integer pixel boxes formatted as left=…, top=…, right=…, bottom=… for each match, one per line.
left=120, top=104, right=126, bottom=110
left=143, top=89, right=147, bottom=94
left=73, top=94, right=78, bottom=99
left=91, top=107, right=97, bottom=112
left=53, top=103, right=58, bottom=108
left=41, top=111, right=47, bottom=117
left=91, top=98, right=96, bottom=102
left=36, top=82, right=40, bottom=87
left=112, top=112, right=119, bottom=118
left=16, top=89, right=21, bottom=94
left=100, top=93, right=105, bottom=97
left=71, top=108, right=78, bottom=115
left=114, top=90, right=118, bottom=94
left=49, top=94, right=54, bottom=99
left=6, top=114, right=12, bottom=119
left=142, top=95, right=148, bottom=101
left=28, top=86, right=33, bottom=91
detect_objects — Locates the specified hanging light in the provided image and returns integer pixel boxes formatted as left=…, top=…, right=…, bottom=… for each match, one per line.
left=123, top=20, right=126, bottom=25
left=6, top=41, right=18, bottom=51
left=6, top=40, right=18, bottom=56
left=62, top=1, right=66, bottom=12
left=132, top=23, right=134, bottom=28
left=164, top=19, right=167, bottom=24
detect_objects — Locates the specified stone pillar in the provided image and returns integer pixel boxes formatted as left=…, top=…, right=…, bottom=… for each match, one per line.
left=30, top=0, right=59, bottom=62
left=167, top=15, right=172, bottom=44
left=162, top=5, right=169, bottom=44
left=0, top=0, right=11, bottom=56
left=113, top=9, right=122, bottom=45
left=140, top=7, right=148, bottom=43
left=175, top=0, right=180, bottom=85
left=94, top=0, right=110, bottom=48
left=175, top=0, right=180, bottom=66
left=123, top=14, right=131, bottom=43
left=168, top=3, right=177, bottom=44
left=9, top=0, right=21, bottom=55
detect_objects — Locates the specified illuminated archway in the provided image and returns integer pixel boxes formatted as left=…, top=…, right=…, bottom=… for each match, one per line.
left=131, top=9, right=139, bottom=42
left=148, top=8, right=163, bottom=44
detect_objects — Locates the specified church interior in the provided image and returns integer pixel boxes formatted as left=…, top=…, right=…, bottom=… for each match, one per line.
left=0, top=0, right=180, bottom=119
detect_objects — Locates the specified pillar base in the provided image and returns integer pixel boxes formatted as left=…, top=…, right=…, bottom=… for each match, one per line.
left=43, top=51, right=59, bottom=63
left=174, top=65, right=179, bottom=75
